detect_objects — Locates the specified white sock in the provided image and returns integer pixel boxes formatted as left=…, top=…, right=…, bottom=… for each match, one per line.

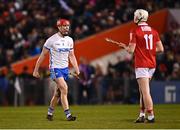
left=48, top=111, right=53, bottom=116
left=148, top=115, right=154, bottom=120
left=139, top=112, right=145, bottom=117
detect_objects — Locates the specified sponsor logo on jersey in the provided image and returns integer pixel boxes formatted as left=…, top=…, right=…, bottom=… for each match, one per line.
left=58, top=48, right=70, bottom=52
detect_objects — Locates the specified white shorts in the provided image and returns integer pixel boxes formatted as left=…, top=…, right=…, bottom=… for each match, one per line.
left=135, top=68, right=156, bottom=79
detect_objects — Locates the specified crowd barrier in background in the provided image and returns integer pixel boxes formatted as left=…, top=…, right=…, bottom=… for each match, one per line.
left=151, top=81, right=180, bottom=104
left=2, top=76, right=180, bottom=106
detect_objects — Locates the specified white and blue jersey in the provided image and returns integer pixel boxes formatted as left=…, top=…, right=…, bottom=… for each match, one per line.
left=44, top=33, right=74, bottom=80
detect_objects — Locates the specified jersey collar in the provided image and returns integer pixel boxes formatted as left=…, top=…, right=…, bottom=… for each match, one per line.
left=138, top=22, right=148, bottom=26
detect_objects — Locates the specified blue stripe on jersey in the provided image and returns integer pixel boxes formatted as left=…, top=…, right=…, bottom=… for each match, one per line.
left=49, top=49, right=53, bottom=68
left=44, top=46, right=50, bottom=50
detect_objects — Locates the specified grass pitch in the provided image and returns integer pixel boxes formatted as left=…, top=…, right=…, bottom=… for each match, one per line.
left=0, top=104, right=180, bottom=129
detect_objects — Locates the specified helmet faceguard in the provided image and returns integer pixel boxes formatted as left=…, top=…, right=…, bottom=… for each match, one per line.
left=57, top=19, right=70, bottom=36
left=134, top=9, right=149, bottom=24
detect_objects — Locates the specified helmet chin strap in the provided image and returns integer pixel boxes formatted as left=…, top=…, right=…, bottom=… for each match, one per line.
left=136, top=17, right=143, bottom=24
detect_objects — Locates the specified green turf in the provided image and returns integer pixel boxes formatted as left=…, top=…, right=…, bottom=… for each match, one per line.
left=0, top=104, right=180, bottom=129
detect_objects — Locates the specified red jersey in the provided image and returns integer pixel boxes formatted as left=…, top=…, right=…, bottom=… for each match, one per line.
left=129, top=23, right=160, bottom=68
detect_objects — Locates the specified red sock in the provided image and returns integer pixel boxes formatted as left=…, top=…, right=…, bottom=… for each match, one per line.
left=147, top=109, right=154, bottom=115
left=140, top=107, right=145, bottom=113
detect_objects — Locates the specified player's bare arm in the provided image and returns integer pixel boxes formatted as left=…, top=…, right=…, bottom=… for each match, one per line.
left=33, top=47, right=49, bottom=78
left=69, top=50, right=80, bottom=75
left=126, top=43, right=136, bottom=54
left=156, top=41, right=164, bottom=53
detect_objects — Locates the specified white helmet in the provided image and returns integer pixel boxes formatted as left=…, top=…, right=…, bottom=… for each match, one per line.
left=134, top=9, right=149, bottom=24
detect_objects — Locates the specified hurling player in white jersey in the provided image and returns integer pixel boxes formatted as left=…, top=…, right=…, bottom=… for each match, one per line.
left=33, top=19, right=80, bottom=121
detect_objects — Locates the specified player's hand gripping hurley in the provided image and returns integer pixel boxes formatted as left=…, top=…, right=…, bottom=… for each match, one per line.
left=69, top=72, right=80, bottom=80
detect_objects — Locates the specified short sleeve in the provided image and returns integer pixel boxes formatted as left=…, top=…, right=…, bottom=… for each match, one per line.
left=69, top=38, right=74, bottom=51
left=44, top=39, right=52, bottom=50
left=154, top=31, right=160, bottom=43
left=129, top=29, right=136, bottom=44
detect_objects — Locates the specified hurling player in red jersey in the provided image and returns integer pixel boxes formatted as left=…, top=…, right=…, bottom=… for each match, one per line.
left=122, top=9, right=164, bottom=123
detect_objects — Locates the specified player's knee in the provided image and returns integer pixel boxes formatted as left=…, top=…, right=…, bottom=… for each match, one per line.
left=59, top=85, right=68, bottom=95
left=61, top=89, right=68, bottom=95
